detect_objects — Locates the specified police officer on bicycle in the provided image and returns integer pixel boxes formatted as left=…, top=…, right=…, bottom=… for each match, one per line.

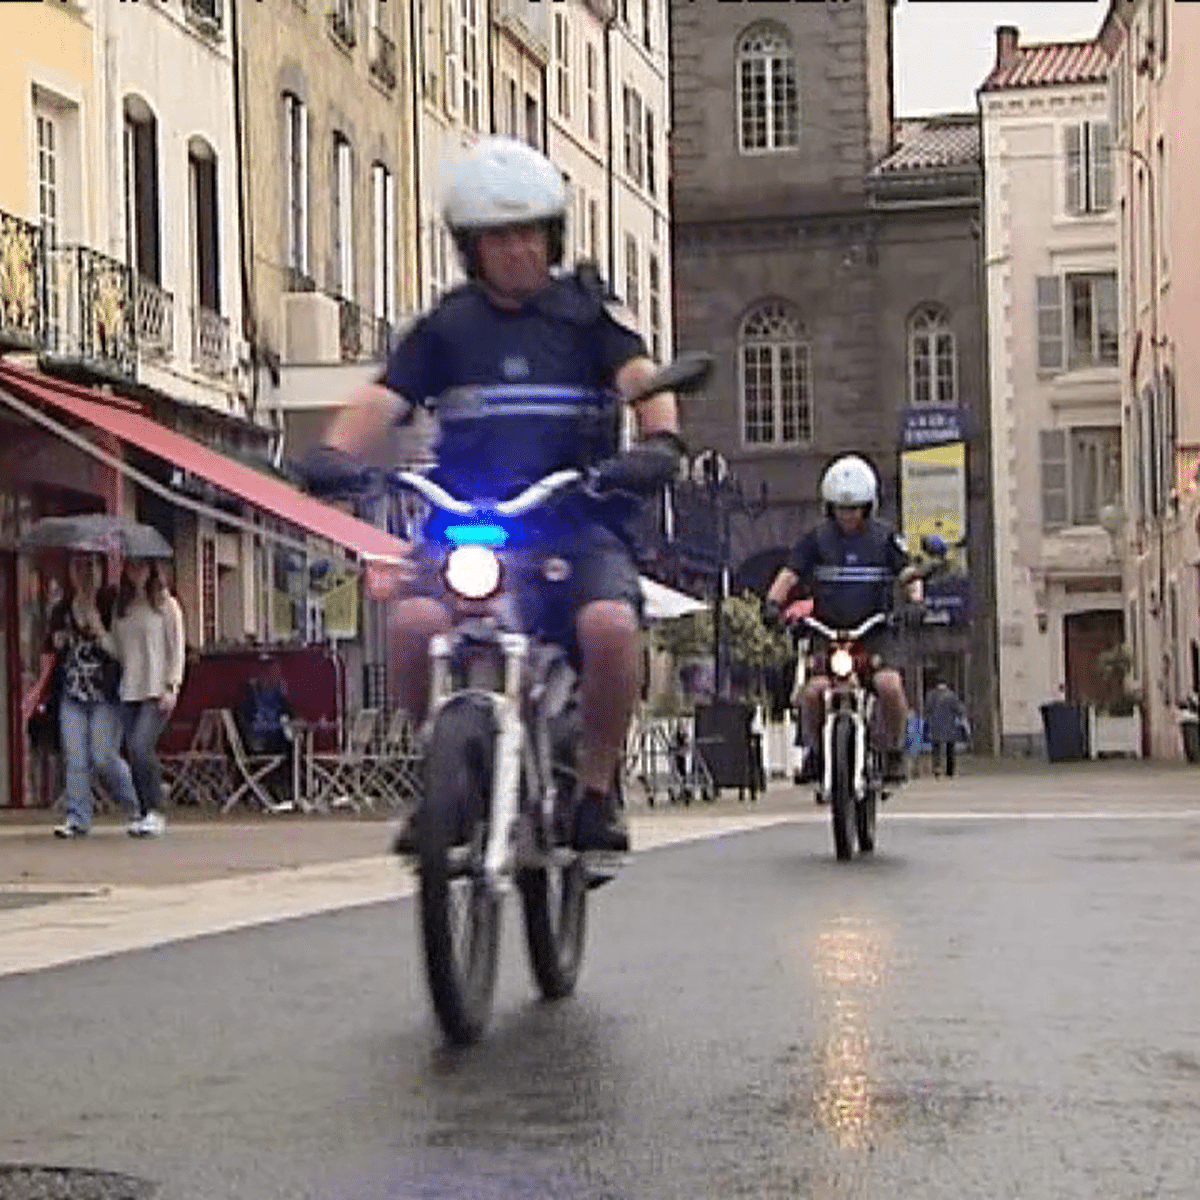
left=302, top=136, right=686, bottom=854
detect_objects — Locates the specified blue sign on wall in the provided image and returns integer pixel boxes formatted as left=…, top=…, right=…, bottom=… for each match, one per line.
left=900, top=405, right=966, bottom=449
left=922, top=573, right=970, bottom=627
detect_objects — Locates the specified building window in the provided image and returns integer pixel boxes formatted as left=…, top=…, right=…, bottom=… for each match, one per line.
left=623, top=86, right=643, bottom=184
left=561, top=171, right=573, bottom=259
left=624, top=233, right=639, bottom=317
left=506, top=77, right=518, bottom=138
left=371, top=162, right=394, bottom=326
left=736, top=24, right=799, bottom=154
left=554, top=12, right=571, bottom=121
left=642, top=0, right=652, bottom=50
left=1039, top=426, right=1122, bottom=531
left=36, top=111, right=59, bottom=246
left=283, top=92, right=308, bottom=277
left=188, top=137, right=220, bottom=313
left=1156, top=137, right=1167, bottom=276
left=908, top=305, right=956, bottom=405
left=525, top=93, right=540, bottom=149
left=1036, top=272, right=1118, bottom=372
left=648, top=252, right=662, bottom=361
left=441, top=0, right=459, bottom=117
left=459, top=0, right=482, bottom=131
left=585, top=43, right=599, bottom=143
left=739, top=301, right=812, bottom=446
left=645, top=108, right=657, bottom=196
left=122, top=96, right=161, bottom=285
left=1064, top=121, right=1112, bottom=215
left=332, top=134, right=354, bottom=299
left=587, top=198, right=599, bottom=264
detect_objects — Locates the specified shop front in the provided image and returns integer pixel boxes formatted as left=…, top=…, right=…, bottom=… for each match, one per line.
left=0, top=361, right=409, bottom=807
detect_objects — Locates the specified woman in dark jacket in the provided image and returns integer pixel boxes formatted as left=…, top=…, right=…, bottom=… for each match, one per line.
left=45, top=552, right=141, bottom=837
left=925, top=680, right=968, bottom=778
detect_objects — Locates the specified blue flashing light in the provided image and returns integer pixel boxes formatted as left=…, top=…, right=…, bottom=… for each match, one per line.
left=445, top=522, right=508, bottom=547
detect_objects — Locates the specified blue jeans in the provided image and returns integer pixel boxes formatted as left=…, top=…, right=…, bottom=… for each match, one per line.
left=122, top=700, right=168, bottom=815
left=59, top=696, right=139, bottom=828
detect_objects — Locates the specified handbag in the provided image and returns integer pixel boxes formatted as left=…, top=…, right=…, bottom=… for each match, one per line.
left=25, top=659, right=62, bottom=752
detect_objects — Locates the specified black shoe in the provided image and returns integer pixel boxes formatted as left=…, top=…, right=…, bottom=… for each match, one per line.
left=571, top=790, right=630, bottom=854
left=391, top=811, right=418, bottom=855
left=883, top=749, right=907, bottom=784
left=796, top=748, right=823, bottom=785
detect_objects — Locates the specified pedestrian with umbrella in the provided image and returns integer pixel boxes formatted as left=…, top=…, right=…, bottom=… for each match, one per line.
left=22, top=514, right=177, bottom=835
left=111, top=529, right=184, bottom=837
left=27, top=539, right=139, bottom=837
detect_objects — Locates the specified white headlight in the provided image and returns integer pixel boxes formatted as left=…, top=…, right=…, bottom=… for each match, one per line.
left=444, top=545, right=502, bottom=599
left=829, top=647, right=854, bottom=679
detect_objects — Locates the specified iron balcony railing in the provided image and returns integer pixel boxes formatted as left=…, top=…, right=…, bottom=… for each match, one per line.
left=192, top=304, right=231, bottom=377
left=0, top=209, right=43, bottom=352
left=135, top=277, right=175, bottom=360
left=42, top=244, right=137, bottom=381
left=337, top=296, right=392, bottom=362
left=369, top=26, right=396, bottom=89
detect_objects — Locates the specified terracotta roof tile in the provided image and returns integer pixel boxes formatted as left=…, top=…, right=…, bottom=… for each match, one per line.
left=872, top=115, right=980, bottom=176
left=980, top=39, right=1110, bottom=92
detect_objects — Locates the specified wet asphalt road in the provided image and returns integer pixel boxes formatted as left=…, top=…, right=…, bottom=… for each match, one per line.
left=3, top=776, right=1200, bottom=1198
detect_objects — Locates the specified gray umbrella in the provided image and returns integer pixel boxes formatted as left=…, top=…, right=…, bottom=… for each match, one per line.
left=20, top=513, right=174, bottom=559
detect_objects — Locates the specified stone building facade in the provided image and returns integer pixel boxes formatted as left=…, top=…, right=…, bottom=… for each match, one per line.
left=667, top=0, right=996, bottom=746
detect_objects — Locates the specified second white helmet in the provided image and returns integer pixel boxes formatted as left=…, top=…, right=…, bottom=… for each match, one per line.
left=442, top=137, right=567, bottom=232
left=820, top=455, right=878, bottom=508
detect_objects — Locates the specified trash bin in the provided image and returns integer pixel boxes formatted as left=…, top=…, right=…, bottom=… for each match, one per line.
left=694, top=700, right=756, bottom=796
left=1040, top=701, right=1089, bottom=762
left=1180, top=715, right=1200, bottom=763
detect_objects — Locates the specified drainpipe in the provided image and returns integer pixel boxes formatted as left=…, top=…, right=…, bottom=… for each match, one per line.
left=604, top=8, right=617, bottom=291
left=540, top=41, right=549, bottom=152
left=228, top=0, right=261, bottom=426
left=410, top=0, right=425, bottom=305
left=487, top=0, right=497, bottom=134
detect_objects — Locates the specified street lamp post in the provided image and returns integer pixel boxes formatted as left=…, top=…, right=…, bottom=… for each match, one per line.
left=685, top=450, right=770, bottom=699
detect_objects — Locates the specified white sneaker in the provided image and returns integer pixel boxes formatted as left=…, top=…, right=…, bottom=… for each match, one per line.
left=53, top=821, right=88, bottom=838
left=128, top=811, right=167, bottom=838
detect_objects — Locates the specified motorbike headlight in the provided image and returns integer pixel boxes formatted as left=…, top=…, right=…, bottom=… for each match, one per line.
left=443, top=545, right=502, bottom=599
left=829, top=647, right=854, bottom=679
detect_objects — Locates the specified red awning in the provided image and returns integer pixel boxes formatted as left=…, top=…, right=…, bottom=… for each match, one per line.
left=0, top=361, right=408, bottom=560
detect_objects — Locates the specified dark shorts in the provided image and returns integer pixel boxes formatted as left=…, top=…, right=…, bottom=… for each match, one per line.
left=407, top=521, right=644, bottom=663
left=807, top=628, right=899, bottom=675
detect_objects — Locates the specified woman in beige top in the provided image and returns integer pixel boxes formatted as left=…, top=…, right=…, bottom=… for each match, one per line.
left=112, top=557, right=185, bottom=837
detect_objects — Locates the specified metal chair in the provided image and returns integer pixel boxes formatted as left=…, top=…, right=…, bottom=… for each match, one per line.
left=306, top=708, right=381, bottom=813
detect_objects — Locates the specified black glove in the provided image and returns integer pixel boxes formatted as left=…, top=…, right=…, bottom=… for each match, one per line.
left=298, top=445, right=369, bottom=496
left=761, top=598, right=783, bottom=631
left=590, top=431, right=685, bottom=497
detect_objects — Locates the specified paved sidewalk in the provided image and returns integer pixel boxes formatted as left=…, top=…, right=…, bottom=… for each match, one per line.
left=0, top=757, right=1197, bottom=892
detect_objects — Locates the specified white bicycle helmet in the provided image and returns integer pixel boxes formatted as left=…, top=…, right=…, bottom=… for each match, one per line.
left=820, top=455, right=878, bottom=508
left=442, top=137, right=567, bottom=271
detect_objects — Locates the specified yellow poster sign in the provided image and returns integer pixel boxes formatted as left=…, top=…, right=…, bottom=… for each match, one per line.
left=323, top=573, right=360, bottom=639
left=900, top=441, right=967, bottom=572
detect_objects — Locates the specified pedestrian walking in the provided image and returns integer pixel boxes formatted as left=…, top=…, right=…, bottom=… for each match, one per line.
left=926, top=680, right=968, bottom=778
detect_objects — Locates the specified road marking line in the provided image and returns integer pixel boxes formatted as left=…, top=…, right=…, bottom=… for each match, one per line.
left=1, top=807, right=1196, bottom=980
left=0, top=815, right=793, bottom=980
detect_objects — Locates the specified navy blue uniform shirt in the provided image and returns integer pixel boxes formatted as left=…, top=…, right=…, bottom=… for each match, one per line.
left=383, top=275, right=646, bottom=502
left=788, top=516, right=910, bottom=630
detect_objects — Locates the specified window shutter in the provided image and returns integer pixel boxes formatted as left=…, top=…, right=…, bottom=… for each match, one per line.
left=384, top=167, right=395, bottom=323
left=1090, top=122, right=1113, bottom=212
left=1036, top=276, right=1064, bottom=372
left=372, top=165, right=384, bottom=321
left=1040, top=429, right=1069, bottom=531
left=1064, top=124, right=1083, bottom=215
left=298, top=102, right=309, bottom=276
